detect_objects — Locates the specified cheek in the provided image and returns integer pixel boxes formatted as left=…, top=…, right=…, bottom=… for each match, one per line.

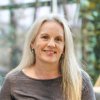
left=35, top=42, right=46, bottom=52
left=34, top=46, right=41, bottom=57
left=59, top=45, right=64, bottom=53
left=37, top=42, right=46, bottom=48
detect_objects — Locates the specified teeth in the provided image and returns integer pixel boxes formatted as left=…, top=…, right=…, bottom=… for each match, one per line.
left=43, top=50, right=56, bottom=53
left=47, top=51, right=54, bottom=53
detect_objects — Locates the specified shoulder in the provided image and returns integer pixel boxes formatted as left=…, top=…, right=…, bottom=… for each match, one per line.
left=4, top=70, right=22, bottom=83
left=81, top=70, right=90, bottom=82
left=81, top=70, right=96, bottom=100
left=0, top=70, right=22, bottom=92
left=81, top=70, right=92, bottom=89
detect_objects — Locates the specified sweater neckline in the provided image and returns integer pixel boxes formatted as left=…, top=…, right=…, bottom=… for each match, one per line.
left=20, top=70, right=62, bottom=82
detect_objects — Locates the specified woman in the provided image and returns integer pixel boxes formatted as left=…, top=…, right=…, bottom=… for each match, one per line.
left=0, top=14, right=96, bottom=100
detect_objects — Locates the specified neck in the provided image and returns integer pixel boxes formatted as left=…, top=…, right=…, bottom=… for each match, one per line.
left=30, top=61, right=61, bottom=79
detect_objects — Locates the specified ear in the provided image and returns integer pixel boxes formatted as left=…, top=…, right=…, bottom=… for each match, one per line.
left=62, top=46, right=65, bottom=54
left=30, top=41, right=35, bottom=49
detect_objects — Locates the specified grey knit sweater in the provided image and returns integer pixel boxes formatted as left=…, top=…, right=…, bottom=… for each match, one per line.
left=0, top=70, right=96, bottom=100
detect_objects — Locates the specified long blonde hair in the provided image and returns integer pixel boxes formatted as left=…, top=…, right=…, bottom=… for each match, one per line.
left=10, top=14, right=82, bottom=100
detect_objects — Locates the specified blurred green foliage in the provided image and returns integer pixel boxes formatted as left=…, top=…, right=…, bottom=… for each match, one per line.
left=80, top=0, right=100, bottom=84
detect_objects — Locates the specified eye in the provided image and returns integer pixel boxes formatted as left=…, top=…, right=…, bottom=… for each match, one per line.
left=41, top=35, right=49, bottom=40
left=55, top=37, right=62, bottom=42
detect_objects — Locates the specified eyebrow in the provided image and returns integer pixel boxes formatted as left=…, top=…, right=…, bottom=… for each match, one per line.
left=40, top=33, right=48, bottom=35
left=40, top=33, right=64, bottom=37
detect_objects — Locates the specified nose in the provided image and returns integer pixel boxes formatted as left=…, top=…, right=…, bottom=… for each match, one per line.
left=47, top=39, right=56, bottom=47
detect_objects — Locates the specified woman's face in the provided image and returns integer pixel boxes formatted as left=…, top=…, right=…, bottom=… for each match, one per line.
left=31, top=21, right=64, bottom=65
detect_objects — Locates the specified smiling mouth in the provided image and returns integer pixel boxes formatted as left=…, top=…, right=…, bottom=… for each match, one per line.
left=43, top=50, right=56, bottom=54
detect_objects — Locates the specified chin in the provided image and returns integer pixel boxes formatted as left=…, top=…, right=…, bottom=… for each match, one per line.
left=42, top=58, right=58, bottom=64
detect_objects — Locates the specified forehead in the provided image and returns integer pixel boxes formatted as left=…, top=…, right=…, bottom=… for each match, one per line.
left=41, top=20, right=63, bottom=29
left=38, top=21, right=64, bottom=36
